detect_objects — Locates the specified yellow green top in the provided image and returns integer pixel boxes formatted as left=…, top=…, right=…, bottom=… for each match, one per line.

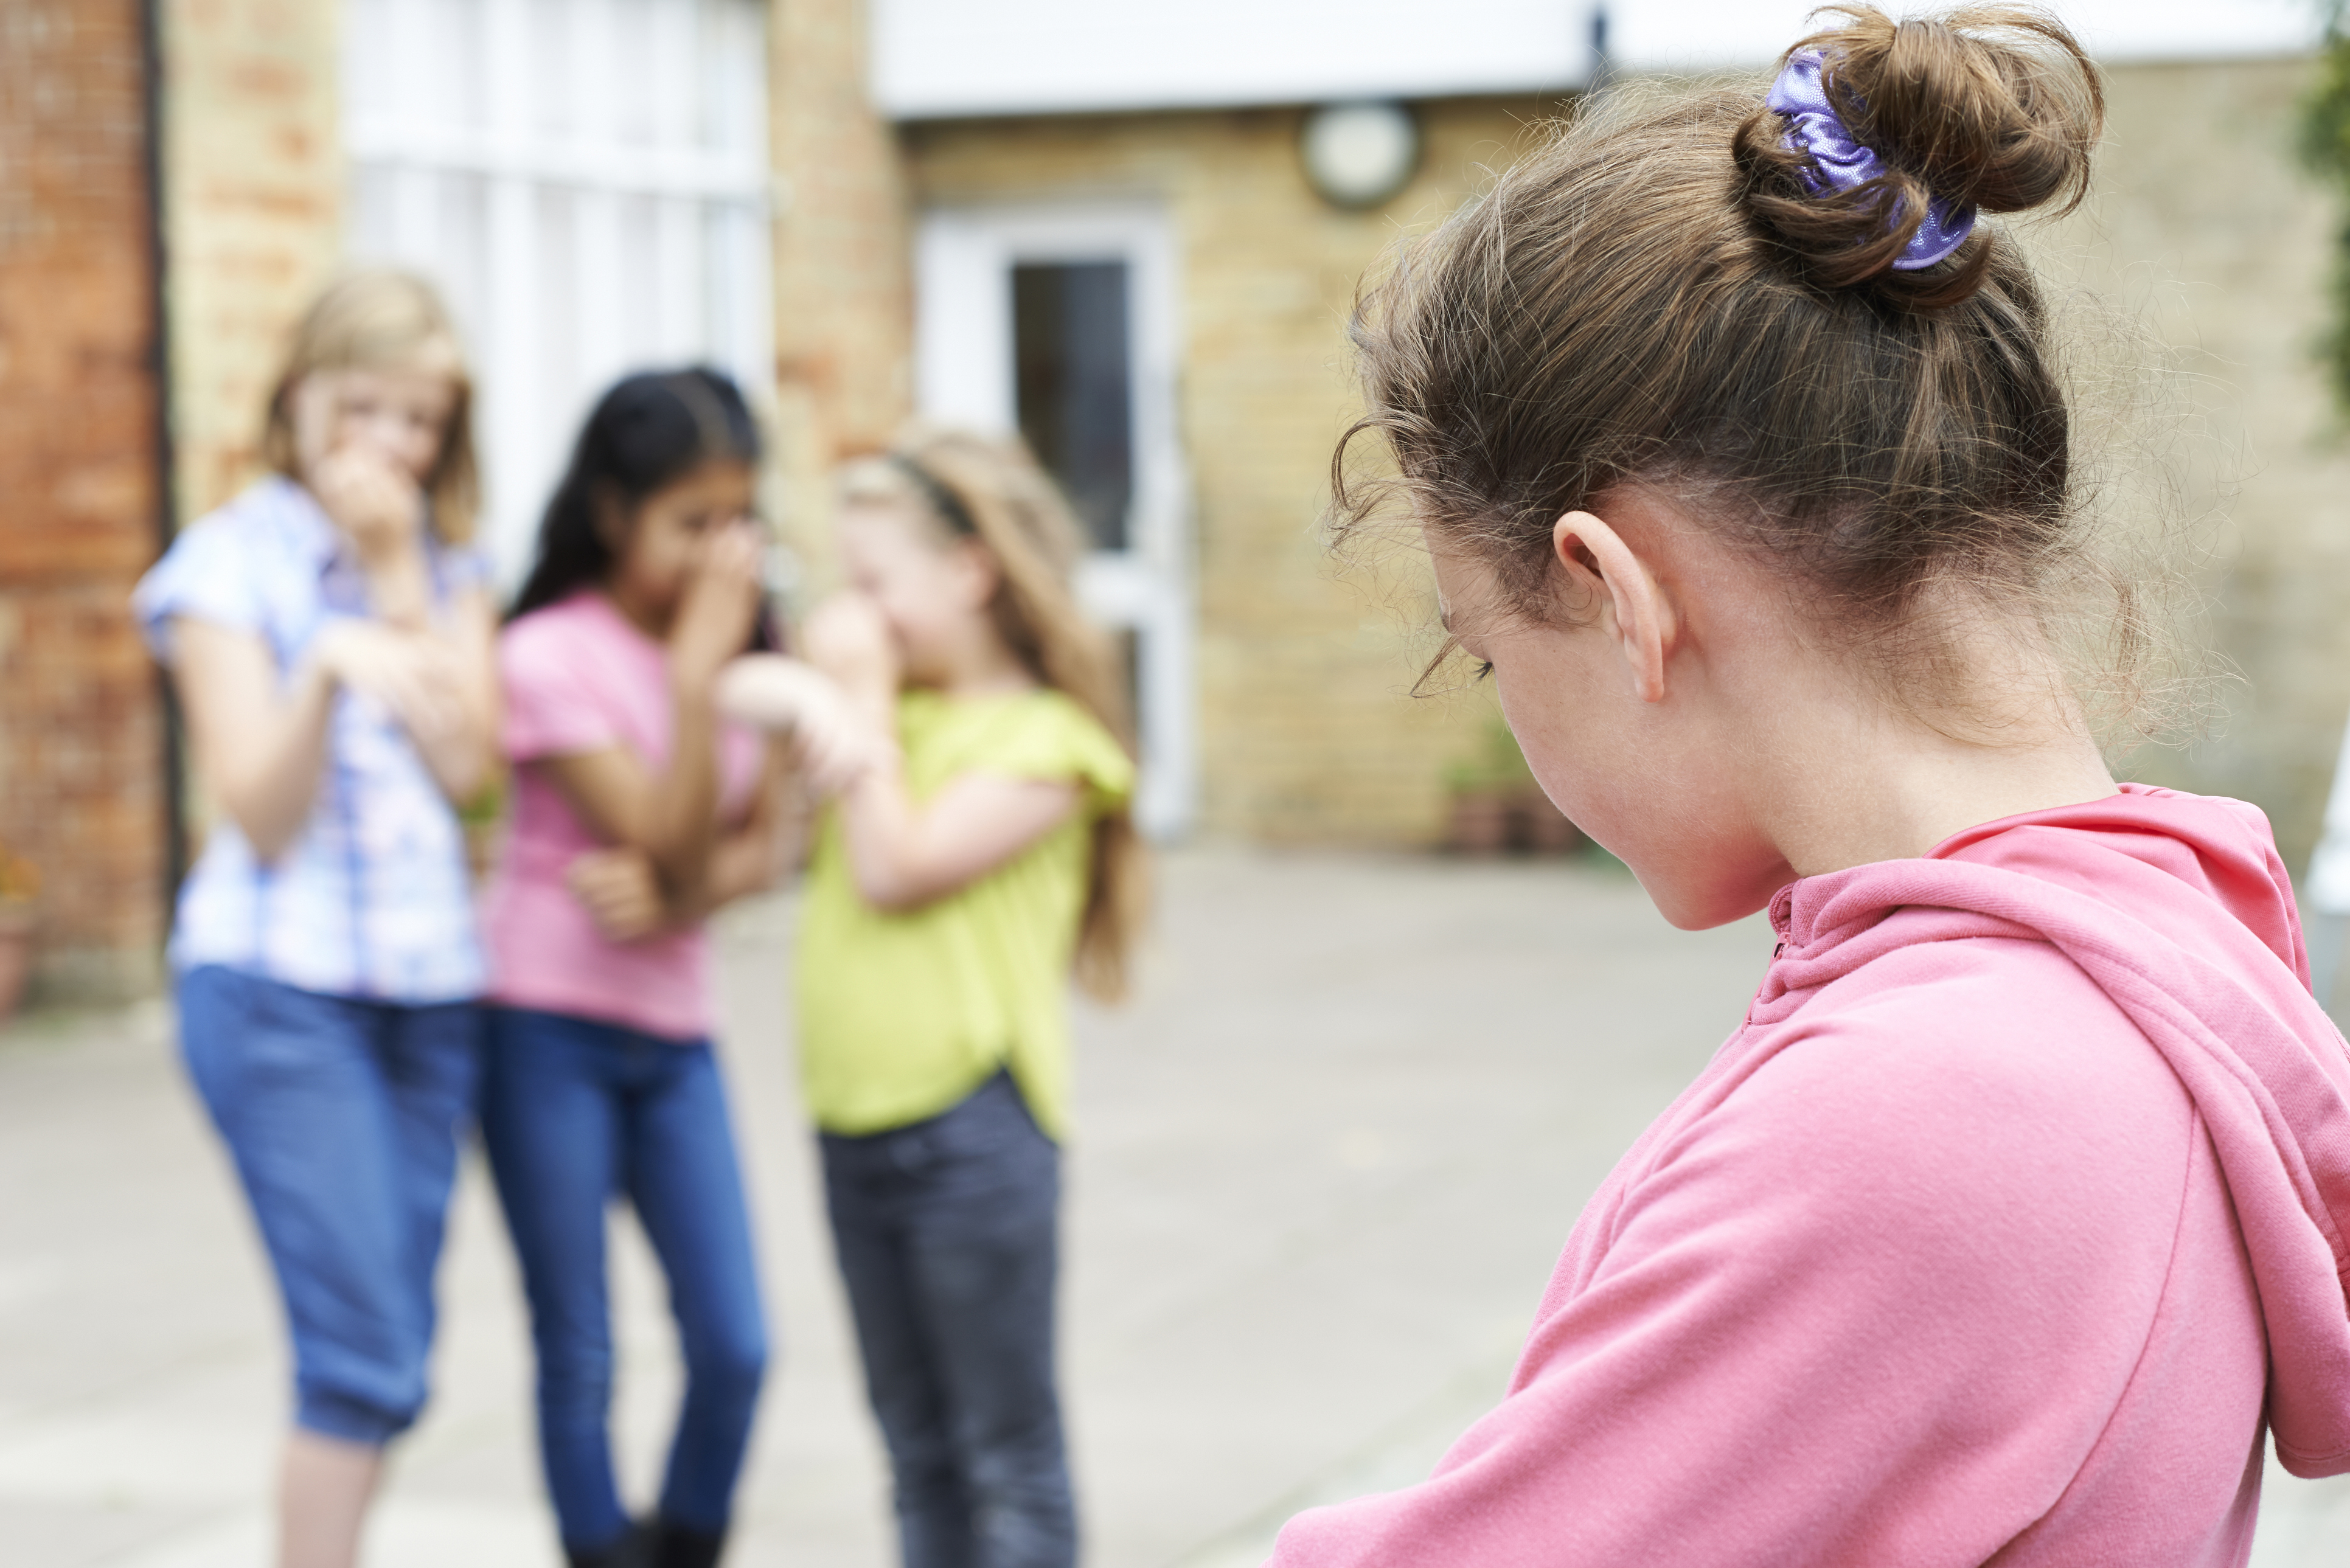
left=794, top=687, right=1135, bottom=1139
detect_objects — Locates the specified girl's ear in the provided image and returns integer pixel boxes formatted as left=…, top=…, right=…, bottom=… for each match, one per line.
left=951, top=537, right=1004, bottom=610
left=1552, top=508, right=1678, bottom=703
left=589, top=483, right=632, bottom=556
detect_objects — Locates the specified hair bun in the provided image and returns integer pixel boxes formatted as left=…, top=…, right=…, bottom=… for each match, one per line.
left=1733, top=5, right=2103, bottom=305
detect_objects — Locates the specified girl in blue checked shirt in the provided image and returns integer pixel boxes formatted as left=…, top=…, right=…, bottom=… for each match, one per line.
left=133, top=270, right=498, bottom=1568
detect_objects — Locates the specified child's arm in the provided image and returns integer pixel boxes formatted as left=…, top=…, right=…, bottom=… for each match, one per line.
left=716, top=653, right=883, bottom=797
left=561, top=739, right=795, bottom=944
left=172, top=611, right=481, bottom=861
left=799, top=592, right=1081, bottom=914
left=404, top=585, right=501, bottom=805
left=690, top=739, right=798, bottom=914
left=309, top=444, right=500, bottom=802
left=836, top=762, right=1079, bottom=913
left=530, top=523, right=765, bottom=908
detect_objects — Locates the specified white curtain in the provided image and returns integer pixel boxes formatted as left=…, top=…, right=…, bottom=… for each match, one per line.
left=344, top=0, right=773, bottom=587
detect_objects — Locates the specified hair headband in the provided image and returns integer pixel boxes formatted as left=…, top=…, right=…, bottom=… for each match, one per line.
left=889, top=453, right=979, bottom=538
left=1766, top=47, right=1976, bottom=271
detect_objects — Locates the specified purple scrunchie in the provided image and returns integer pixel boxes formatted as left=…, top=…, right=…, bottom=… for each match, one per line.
left=1765, top=48, right=1976, bottom=271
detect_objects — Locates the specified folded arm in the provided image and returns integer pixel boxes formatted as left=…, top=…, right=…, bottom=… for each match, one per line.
left=169, top=593, right=499, bottom=862
left=836, top=755, right=1078, bottom=913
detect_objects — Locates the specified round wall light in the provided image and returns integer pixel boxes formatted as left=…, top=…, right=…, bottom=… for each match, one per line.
left=1299, top=101, right=1420, bottom=210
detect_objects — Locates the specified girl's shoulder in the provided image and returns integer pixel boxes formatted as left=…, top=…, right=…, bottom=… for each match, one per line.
left=906, top=687, right=1134, bottom=803
left=501, top=591, right=627, bottom=657
left=175, top=476, right=331, bottom=558
left=133, top=477, right=330, bottom=647
left=498, top=592, right=667, bottom=711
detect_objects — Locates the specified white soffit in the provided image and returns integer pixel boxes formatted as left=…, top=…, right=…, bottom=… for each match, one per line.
left=871, top=0, right=1596, bottom=119
left=872, top=1, right=2321, bottom=122
left=1611, top=0, right=2319, bottom=74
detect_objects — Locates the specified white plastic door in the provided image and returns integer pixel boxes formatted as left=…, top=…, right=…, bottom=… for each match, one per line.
left=914, top=202, right=1195, bottom=839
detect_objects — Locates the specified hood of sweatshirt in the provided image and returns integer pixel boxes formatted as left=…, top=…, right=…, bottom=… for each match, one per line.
left=1757, top=783, right=2350, bottom=1476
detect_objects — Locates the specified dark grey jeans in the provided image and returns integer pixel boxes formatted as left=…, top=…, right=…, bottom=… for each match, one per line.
left=820, top=1072, right=1075, bottom=1568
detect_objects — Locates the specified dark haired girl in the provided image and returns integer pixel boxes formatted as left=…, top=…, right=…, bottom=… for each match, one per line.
left=481, top=368, right=866, bottom=1568
left=1270, top=7, right=2350, bottom=1565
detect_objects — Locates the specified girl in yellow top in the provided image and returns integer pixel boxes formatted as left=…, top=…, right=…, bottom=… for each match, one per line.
left=720, top=430, right=1142, bottom=1568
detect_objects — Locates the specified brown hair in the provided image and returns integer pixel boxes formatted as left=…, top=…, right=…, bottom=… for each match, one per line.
left=260, top=268, right=481, bottom=544
left=844, top=429, right=1148, bottom=1001
left=1337, top=6, right=2112, bottom=709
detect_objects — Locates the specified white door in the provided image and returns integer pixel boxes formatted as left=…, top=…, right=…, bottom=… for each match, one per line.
left=914, top=203, right=1195, bottom=839
left=341, top=0, right=774, bottom=587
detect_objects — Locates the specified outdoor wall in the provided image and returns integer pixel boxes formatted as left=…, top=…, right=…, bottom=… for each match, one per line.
left=770, top=0, right=914, bottom=574
left=114, top=18, right=2350, bottom=878
left=0, top=0, right=169, bottom=1001
left=159, top=0, right=342, bottom=524
left=2052, top=57, right=2350, bottom=876
left=905, top=61, right=2350, bottom=860
left=903, top=97, right=1561, bottom=844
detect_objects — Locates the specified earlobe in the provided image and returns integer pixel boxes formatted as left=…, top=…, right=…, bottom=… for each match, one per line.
left=1552, top=510, right=1674, bottom=704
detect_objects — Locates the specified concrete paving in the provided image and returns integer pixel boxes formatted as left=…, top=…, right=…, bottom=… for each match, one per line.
left=2, top=847, right=2348, bottom=1566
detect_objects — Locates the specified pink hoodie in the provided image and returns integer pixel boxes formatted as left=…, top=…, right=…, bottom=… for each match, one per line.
left=1271, top=785, right=2350, bottom=1566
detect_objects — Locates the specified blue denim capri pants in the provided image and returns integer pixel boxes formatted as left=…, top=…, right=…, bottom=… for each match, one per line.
left=177, top=964, right=482, bottom=1445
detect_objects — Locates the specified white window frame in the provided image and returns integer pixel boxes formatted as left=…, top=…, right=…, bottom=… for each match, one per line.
left=914, top=201, right=1195, bottom=839
left=342, top=0, right=774, bottom=585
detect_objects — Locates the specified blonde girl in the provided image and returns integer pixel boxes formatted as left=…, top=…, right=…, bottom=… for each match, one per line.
left=721, top=429, right=1143, bottom=1568
left=132, top=269, right=496, bottom=1568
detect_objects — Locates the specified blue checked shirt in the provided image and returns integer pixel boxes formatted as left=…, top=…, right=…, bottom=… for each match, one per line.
left=133, top=477, right=489, bottom=1003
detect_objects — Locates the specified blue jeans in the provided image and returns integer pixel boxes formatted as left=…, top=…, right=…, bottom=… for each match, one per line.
left=176, top=964, right=481, bottom=1445
left=822, top=1072, right=1074, bottom=1568
left=479, top=1007, right=768, bottom=1550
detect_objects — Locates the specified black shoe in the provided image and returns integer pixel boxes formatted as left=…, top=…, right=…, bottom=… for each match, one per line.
left=649, top=1519, right=727, bottom=1568
left=566, top=1522, right=655, bottom=1568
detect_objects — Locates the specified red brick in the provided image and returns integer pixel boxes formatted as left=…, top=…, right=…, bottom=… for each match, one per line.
left=0, top=0, right=169, bottom=998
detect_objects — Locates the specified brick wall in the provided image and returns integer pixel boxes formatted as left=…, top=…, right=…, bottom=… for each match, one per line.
left=769, top=0, right=913, bottom=586
left=904, top=98, right=1562, bottom=844
left=159, top=0, right=341, bottom=525
left=0, top=0, right=169, bottom=1001
left=2043, top=58, right=2350, bottom=876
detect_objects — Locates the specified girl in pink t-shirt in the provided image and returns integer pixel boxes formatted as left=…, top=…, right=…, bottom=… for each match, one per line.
left=1267, top=8, right=2350, bottom=1567
left=480, top=369, right=862, bottom=1568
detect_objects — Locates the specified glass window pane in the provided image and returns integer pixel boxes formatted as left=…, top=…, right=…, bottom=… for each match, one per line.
left=1013, top=260, right=1133, bottom=552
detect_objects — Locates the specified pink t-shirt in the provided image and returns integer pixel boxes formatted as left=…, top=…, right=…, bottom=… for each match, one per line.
left=482, top=592, right=763, bottom=1041
left=1270, top=786, right=2350, bottom=1566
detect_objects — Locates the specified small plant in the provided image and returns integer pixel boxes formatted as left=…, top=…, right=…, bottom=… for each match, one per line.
left=1443, top=715, right=1538, bottom=794
left=456, top=774, right=507, bottom=831
left=2300, top=7, right=2350, bottom=409
left=1442, top=716, right=1582, bottom=856
left=0, top=844, right=38, bottom=906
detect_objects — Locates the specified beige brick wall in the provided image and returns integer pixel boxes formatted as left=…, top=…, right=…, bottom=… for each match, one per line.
left=903, top=64, right=2350, bottom=860
left=159, top=0, right=342, bottom=525
left=2042, top=58, right=2350, bottom=875
left=770, top=0, right=913, bottom=583
left=905, top=99, right=1560, bottom=844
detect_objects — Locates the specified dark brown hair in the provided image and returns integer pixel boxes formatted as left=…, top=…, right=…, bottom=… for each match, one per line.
left=1337, top=6, right=2110, bottom=700
left=844, top=430, right=1148, bottom=1002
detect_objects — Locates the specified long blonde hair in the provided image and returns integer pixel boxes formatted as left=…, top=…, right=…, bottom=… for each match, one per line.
left=844, top=429, right=1147, bottom=1001
left=260, top=268, right=481, bottom=544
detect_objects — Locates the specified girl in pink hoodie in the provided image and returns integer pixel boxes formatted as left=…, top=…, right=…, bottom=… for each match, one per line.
left=1274, top=7, right=2350, bottom=1566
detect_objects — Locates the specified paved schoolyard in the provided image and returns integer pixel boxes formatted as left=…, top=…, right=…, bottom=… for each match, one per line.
left=2, top=848, right=2348, bottom=1566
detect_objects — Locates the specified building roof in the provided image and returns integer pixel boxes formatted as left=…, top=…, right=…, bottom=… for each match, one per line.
left=872, top=0, right=2320, bottom=121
